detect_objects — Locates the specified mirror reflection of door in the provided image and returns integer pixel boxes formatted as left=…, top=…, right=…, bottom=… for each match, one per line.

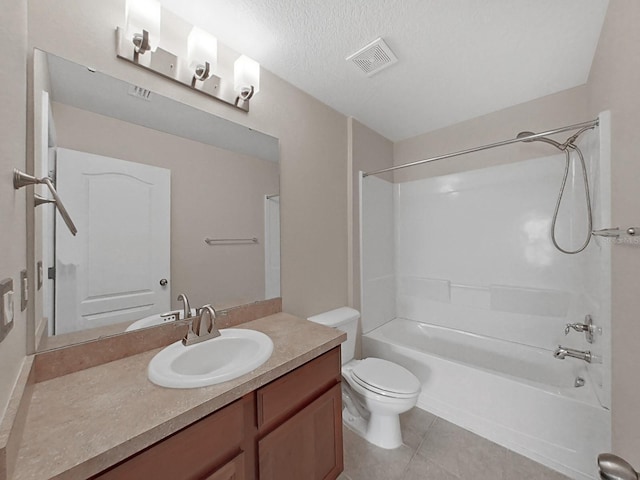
left=32, top=50, right=280, bottom=349
left=54, top=148, right=170, bottom=334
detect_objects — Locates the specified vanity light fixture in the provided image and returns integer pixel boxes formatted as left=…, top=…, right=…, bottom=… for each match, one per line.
left=234, top=55, right=260, bottom=105
left=187, top=26, right=217, bottom=85
left=116, top=5, right=258, bottom=112
left=125, top=0, right=161, bottom=57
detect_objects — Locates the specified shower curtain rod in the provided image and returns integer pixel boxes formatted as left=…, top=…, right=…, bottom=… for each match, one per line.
left=362, top=118, right=599, bottom=178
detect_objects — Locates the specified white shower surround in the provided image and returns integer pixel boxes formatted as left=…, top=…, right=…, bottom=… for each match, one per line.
left=360, top=112, right=611, bottom=479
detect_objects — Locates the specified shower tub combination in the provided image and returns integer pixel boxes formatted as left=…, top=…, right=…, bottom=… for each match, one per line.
left=363, top=318, right=609, bottom=480
left=359, top=115, right=612, bottom=480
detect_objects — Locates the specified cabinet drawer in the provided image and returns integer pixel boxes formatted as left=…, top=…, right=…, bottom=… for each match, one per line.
left=93, top=395, right=252, bottom=480
left=204, top=452, right=245, bottom=480
left=257, top=347, right=341, bottom=432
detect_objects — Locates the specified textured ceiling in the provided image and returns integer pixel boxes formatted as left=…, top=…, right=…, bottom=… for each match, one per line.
left=159, top=0, right=609, bottom=141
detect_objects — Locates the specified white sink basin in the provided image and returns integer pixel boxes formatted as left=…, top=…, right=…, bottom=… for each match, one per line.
left=148, top=329, right=274, bottom=389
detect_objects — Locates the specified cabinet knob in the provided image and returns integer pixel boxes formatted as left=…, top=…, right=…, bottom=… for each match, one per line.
left=159, top=278, right=168, bottom=287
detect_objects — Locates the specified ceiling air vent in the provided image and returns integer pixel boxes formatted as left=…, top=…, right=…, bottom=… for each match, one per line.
left=346, top=38, right=398, bottom=77
left=128, top=84, right=152, bottom=101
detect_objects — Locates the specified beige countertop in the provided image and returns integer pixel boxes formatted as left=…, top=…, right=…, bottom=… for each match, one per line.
left=12, top=313, right=345, bottom=480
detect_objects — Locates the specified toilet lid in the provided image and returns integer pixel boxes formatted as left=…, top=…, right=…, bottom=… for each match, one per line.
left=351, top=358, right=421, bottom=396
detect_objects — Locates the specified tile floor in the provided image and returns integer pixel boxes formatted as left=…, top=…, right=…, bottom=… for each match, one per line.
left=338, top=408, right=571, bottom=480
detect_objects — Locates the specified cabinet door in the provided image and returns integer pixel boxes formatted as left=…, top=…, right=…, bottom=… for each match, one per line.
left=258, top=383, right=343, bottom=480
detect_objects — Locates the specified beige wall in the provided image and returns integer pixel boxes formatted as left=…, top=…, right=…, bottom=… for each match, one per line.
left=348, top=119, right=393, bottom=358
left=348, top=118, right=393, bottom=311
left=51, top=102, right=279, bottom=311
left=27, top=0, right=349, bottom=323
left=587, top=0, right=640, bottom=464
left=393, top=85, right=589, bottom=182
left=0, top=2, right=27, bottom=416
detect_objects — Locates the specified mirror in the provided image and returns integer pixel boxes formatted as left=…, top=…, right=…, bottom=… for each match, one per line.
left=31, top=50, right=280, bottom=352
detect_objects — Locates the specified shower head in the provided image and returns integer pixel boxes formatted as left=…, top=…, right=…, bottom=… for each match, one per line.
left=516, top=131, right=564, bottom=150
left=516, top=131, right=536, bottom=142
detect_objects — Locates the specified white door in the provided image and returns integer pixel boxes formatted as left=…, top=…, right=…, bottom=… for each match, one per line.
left=55, top=148, right=170, bottom=334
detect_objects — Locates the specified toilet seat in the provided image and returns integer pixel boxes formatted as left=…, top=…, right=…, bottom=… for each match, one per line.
left=349, top=358, right=420, bottom=399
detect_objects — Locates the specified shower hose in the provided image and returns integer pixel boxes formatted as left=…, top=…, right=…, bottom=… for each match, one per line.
left=551, top=144, right=592, bottom=254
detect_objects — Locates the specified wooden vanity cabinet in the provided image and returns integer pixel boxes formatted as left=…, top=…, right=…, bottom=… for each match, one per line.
left=92, top=393, right=256, bottom=480
left=92, top=347, right=343, bottom=480
left=203, top=452, right=246, bottom=480
left=256, top=347, right=343, bottom=480
left=258, top=384, right=342, bottom=480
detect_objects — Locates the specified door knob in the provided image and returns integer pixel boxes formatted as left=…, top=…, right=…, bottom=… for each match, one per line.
left=159, top=278, right=168, bottom=287
left=598, top=453, right=639, bottom=480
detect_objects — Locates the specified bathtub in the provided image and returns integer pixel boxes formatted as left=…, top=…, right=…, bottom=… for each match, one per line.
left=362, top=318, right=611, bottom=480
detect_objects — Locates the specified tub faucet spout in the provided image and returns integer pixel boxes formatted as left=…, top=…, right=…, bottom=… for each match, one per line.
left=554, top=345, right=592, bottom=363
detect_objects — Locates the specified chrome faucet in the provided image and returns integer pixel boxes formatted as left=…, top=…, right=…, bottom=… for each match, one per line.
left=554, top=345, right=592, bottom=363
left=182, top=304, right=221, bottom=346
left=176, top=293, right=193, bottom=320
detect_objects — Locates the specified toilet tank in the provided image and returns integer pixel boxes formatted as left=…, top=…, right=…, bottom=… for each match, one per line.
left=308, top=307, right=359, bottom=364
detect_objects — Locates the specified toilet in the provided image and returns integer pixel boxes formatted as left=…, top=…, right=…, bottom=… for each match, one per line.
left=308, top=307, right=421, bottom=449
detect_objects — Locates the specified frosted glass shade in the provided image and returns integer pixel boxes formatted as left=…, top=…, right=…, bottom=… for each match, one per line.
left=187, top=27, right=218, bottom=77
left=234, top=55, right=260, bottom=96
left=125, top=0, right=161, bottom=52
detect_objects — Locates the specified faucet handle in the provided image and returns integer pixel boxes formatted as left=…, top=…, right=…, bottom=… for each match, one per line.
left=182, top=305, right=221, bottom=346
left=564, top=317, right=596, bottom=344
left=182, top=316, right=200, bottom=346
left=564, top=323, right=582, bottom=335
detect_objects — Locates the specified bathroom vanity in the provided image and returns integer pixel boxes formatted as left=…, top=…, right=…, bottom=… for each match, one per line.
left=7, top=313, right=346, bottom=480
left=94, top=348, right=342, bottom=480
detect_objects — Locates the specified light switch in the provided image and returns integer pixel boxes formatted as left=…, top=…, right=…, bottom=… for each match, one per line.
left=20, top=269, right=28, bottom=312
left=3, top=290, right=14, bottom=326
left=37, top=261, right=43, bottom=290
left=0, top=278, right=15, bottom=342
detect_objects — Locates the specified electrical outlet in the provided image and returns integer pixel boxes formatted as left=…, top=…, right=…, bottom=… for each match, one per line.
left=4, top=291, right=14, bottom=325
left=37, top=261, right=43, bottom=290
left=20, top=269, right=28, bottom=311
left=0, top=278, right=15, bottom=342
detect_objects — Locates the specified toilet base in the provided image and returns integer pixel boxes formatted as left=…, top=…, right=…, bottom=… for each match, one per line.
left=342, top=407, right=403, bottom=450
left=367, top=412, right=403, bottom=449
